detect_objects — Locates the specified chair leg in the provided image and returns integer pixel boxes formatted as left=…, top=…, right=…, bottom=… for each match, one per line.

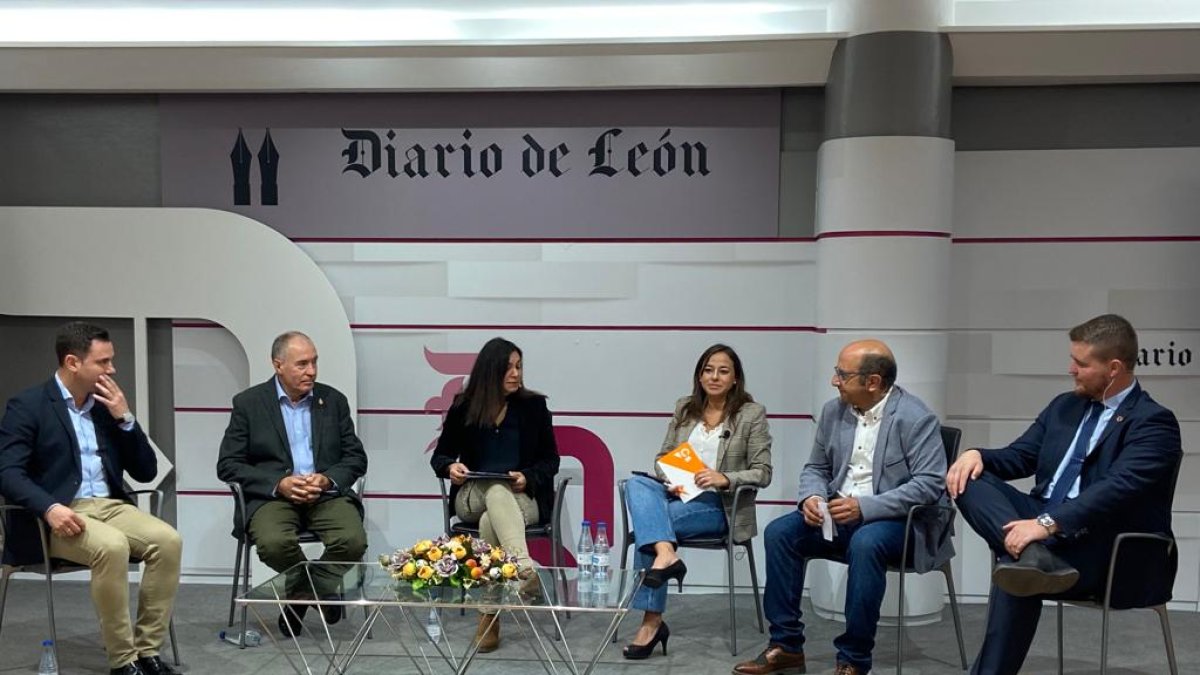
left=1099, top=602, right=1111, bottom=675
left=239, top=542, right=252, bottom=648
left=941, top=564, right=968, bottom=670
left=726, top=542, right=737, bottom=656
left=0, top=566, right=10, bottom=640
left=45, top=569, right=59, bottom=661
left=896, top=567, right=906, bottom=675
left=1056, top=602, right=1065, bottom=675
left=745, top=544, right=764, bottom=634
left=168, top=616, right=181, bottom=666
left=228, top=538, right=244, bottom=627
left=1153, top=605, right=1178, bottom=675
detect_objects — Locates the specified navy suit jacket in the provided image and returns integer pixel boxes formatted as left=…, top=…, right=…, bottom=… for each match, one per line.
left=0, top=378, right=158, bottom=565
left=980, top=383, right=1181, bottom=604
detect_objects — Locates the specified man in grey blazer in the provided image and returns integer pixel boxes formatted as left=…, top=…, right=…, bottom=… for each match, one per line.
left=734, top=340, right=950, bottom=675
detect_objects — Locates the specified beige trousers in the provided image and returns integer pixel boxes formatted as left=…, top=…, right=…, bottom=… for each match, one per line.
left=454, top=480, right=538, bottom=561
left=48, top=498, right=182, bottom=668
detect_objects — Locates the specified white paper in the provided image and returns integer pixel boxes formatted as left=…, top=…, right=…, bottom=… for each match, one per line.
left=818, top=500, right=836, bottom=541
left=656, top=461, right=705, bottom=503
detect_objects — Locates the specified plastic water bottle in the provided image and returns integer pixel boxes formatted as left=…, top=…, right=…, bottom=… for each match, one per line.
left=425, top=607, right=442, bottom=643
left=38, top=640, right=58, bottom=675
left=592, top=521, right=611, bottom=590
left=576, top=519, right=594, bottom=591
left=218, top=628, right=262, bottom=647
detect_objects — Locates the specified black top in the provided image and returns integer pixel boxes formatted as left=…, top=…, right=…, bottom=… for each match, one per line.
left=475, top=409, right=521, bottom=473
left=430, top=392, right=560, bottom=525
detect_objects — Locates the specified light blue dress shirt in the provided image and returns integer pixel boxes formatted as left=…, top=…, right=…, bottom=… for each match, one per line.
left=55, top=373, right=111, bottom=500
left=275, top=376, right=315, bottom=475
left=1043, top=380, right=1136, bottom=501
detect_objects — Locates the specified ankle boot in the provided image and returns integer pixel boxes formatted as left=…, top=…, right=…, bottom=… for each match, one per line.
left=475, top=613, right=500, bottom=653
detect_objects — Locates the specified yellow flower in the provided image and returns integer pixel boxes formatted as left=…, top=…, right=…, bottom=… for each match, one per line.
left=414, top=540, right=432, bottom=555
left=417, top=566, right=435, bottom=580
left=426, top=547, right=443, bottom=562
left=400, top=562, right=417, bottom=579
left=501, top=563, right=517, bottom=579
left=490, top=548, right=505, bottom=562
left=451, top=546, right=467, bottom=560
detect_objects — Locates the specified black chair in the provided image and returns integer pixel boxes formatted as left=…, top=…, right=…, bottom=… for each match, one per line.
left=0, top=491, right=182, bottom=667
left=1052, top=456, right=1183, bottom=675
left=617, top=478, right=764, bottom=656
left=226, top=477, right=367, bottom=648
left=800, top=425, right=968, bottom=673
left=437, top=475, right=571, bottom=568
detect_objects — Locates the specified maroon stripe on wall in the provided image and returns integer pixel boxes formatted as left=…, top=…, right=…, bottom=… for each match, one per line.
left=175, top=407, right=813, bottom=421
left=815, top=230, right=950, bottom=240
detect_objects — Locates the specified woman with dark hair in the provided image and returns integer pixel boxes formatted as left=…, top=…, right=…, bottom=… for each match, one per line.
left=430, top=337, right=560, bottom=652
left=621, top=343, right=773, bottom=659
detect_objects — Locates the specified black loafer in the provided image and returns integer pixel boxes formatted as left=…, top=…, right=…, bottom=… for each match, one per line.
left=110, top=662, right=145, bottom=675
left=278, top=604, right=308, bottom=637
left=993, top=543, right=1079, bottom=597
left=136, top=655, right=179, bottom=675
left=320, top=603, right=345, bottom=625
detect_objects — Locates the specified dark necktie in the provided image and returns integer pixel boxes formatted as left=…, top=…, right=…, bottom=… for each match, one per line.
left=1047, top=401, right=1103, bottom=506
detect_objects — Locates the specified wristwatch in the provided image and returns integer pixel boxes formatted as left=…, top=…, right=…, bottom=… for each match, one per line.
left=1036, top=513, right=1057, bottom=535
left=119, top=411, right=136, bottom=426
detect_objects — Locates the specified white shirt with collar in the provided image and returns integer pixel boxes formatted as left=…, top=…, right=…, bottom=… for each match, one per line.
left=838, top=387, right=893, bottom=498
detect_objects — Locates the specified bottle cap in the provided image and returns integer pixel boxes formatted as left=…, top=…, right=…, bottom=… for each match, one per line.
left=42, top=639, right=53, bottom=646
left=582, top=520, right=590, bottom=525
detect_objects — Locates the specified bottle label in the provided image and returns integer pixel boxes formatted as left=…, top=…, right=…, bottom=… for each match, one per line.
left=593, top=553, right=609, bottom=567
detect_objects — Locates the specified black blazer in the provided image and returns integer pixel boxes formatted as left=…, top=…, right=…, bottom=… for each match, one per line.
left=216, top=379, right=368, bottom=536
left=0, top=379, right=157, bottom=565
left=430, top=392, right=560, bottom=526
left=981, top=383, right=1182, bottom=605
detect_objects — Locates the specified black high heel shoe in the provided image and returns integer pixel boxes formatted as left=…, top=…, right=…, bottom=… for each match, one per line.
left=622, top=621, right=670, bottom=660
left=642, top=559, right=687, bottom=590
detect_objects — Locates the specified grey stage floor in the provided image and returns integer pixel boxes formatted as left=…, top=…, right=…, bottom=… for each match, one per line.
left=0, top=578, right=1194, bottom=674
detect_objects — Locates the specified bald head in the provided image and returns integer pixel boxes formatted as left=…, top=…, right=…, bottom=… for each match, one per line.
left=840, top=339, right=898, bottom=390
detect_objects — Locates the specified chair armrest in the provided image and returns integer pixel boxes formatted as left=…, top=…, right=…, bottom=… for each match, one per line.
left=617, top=478, right=631, bottom=543
left=437, top=478, right=452, bottom=535
left=730, top=485, right=758, bottom=544
left=126, top=488, right=165, bottom=518
left=549, top=475, right=572, bottom=536
left=1103, top=531, right=1177, bottom=608
left=226, top=482, right=249, bottom=538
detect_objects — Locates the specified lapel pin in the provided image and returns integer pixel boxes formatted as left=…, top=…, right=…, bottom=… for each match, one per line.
left=318, top=398, right=324, bottom=407
left=1115, top=415, right=1124, bottom=422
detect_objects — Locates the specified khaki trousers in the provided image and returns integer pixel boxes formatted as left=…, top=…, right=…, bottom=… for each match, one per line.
left=248, top=496, right=367, bottom=598
left=455, top=481, right=539, bottom=616
left=48, top=498, right=182, bottom=668
left=454, top=480, right=538, bottom=561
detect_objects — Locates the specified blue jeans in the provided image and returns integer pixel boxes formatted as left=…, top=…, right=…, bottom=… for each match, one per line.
left=624, top=475, right=728, bottom=613
left=762, top=510, right=907, bottom=673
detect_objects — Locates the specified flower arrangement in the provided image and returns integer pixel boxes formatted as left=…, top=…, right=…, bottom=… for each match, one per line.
left=379, top=534, right=521, bottom=591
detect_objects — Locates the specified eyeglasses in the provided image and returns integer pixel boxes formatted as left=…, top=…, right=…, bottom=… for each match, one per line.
left=833, top=367, right=865, bottom=382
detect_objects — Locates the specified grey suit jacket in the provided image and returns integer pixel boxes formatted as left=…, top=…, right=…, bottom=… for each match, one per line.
left=654, top=397, right=773, bottom=543
left=797, top=385, right=952, bottom=572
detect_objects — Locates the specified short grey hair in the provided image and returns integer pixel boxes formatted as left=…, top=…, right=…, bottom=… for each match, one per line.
left=271, top=331, right=312, bottom=361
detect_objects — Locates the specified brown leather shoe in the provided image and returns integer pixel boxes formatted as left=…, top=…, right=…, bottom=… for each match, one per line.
left=474, top=613, right=500, bottom=653
left=732, top=645, right=806, bottom=674
left=834, top=661, right=864, bottom=675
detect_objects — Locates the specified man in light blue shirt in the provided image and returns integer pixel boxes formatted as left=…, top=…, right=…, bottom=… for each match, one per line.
left=947, top=314, right=1182, bottom=674
left=0, top=322, right=181, bottom=675
left=217, top=331, right=368, bottom=638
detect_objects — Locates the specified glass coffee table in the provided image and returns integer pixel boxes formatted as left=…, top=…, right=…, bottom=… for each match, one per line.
left=237, top=562, right=644, bottom=675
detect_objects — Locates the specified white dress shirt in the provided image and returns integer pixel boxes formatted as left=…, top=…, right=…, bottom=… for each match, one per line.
left=687, top=421, right=725, bottom=488
left=838, top=388, right=893, bottom=498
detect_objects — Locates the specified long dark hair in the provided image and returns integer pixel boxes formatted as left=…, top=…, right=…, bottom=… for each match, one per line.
left=455, top=337, right=535, bottom=428
left=679, top=343, right=753, bottom=428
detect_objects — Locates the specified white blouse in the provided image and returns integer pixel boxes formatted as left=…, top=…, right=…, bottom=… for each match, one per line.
left=687, top=420, right=725, bottom=480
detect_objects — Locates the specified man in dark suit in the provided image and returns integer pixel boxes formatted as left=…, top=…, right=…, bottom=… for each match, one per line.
left=0, top=322, right=181, bottom=675
left=216, top=331, right=368, bottom=637
left=948, top=314, right=1182, bottom=675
